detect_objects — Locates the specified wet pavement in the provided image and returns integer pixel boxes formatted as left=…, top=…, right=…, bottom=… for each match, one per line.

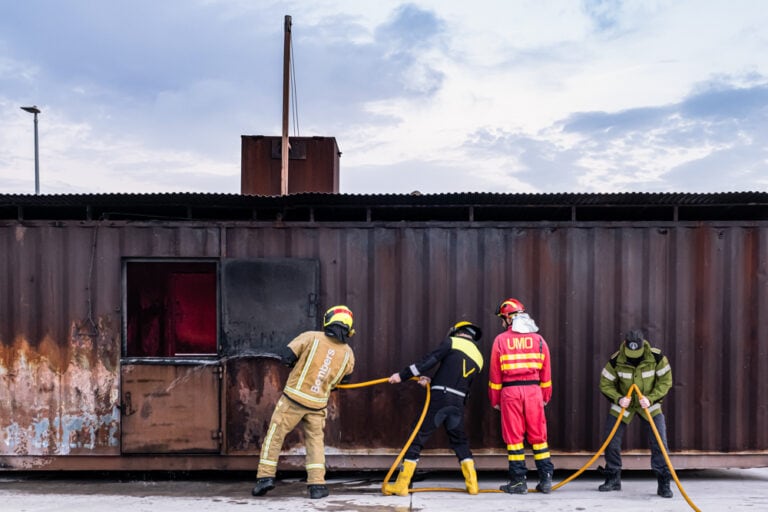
left=1, top=468, right=767, bottom=511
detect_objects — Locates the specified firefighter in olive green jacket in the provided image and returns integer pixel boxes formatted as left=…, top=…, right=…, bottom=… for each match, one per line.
left=598, top=329, right=674, bottom=498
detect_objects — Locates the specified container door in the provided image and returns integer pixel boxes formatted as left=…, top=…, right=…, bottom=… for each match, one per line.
left=219, top=258, right=320, bottom=454
left=220, top=258, right=320, bottom=356
left=121, top=363, right=222, bottom=453
left=120, top=258, right=319, bottom=455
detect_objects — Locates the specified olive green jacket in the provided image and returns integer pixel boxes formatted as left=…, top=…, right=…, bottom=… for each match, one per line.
left=599, top=341, right=673, bottom=423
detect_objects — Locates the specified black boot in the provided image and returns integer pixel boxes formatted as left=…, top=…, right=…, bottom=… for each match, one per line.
left=308, top=484, right=329, bottom=499
left=598, top=471, right=621, bottom=492
left=500, top=477, right=528, bottom=494
left=535, top=471, right=553, bottom=494
left=251, top=477, right=275, bottom=496
left=657, top=474, right=673, bottom=498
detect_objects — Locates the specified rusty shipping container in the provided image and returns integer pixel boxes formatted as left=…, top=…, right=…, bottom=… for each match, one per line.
left=1, top=192, right=767, bottom=472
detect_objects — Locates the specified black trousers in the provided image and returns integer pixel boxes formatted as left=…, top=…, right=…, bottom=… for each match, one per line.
left=602, top=412, right=671, bottom=477
left=404, top=391, right=472, bottom=462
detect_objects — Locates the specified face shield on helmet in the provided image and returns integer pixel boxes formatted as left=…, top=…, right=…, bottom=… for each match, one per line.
left=323, top=305, right=355, bottom=337
left=448, top=321, right=482, bottom=342
left=496, top=298, right=525, bottom=319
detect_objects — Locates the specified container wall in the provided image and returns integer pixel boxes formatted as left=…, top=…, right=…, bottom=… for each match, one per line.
left=223, top=223, right=768, bottom=455
left=1, top=221, right=766, bottom=462
left=0, top=224, right=222, bottom=456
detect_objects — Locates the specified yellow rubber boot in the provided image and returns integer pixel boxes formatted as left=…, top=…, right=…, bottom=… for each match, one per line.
left=461, top=458, right=479, bottom=495
left=383, top=460, right=417, bottom=496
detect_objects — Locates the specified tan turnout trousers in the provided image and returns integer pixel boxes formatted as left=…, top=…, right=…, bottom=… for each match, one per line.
left=256, top=396, right=328, bottom=484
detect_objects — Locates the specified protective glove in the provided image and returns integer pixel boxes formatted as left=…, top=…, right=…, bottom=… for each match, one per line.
left=618, top=396, right=631, bottom=408
left=639, top=396, right=651, bottom=409
left=417, top=376, right=431, bottom=387
left=388, top=373, right=401, bottom=384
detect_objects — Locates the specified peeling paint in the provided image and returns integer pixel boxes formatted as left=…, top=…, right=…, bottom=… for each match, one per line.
left=0, top=322, right=120, bottom=457
left=226, top=358, right=300, bottom=453
left=1, top=391, right=120, bottom=456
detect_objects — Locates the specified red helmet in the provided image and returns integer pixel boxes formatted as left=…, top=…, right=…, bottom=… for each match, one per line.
left=496, top=298, right=525, bottom=318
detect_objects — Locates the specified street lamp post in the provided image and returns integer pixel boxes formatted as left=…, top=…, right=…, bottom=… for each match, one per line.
left=21, top=105, right=41, bottom=195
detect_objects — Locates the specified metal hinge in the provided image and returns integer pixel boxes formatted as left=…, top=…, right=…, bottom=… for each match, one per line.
left=121, top=391, right=137, bottom=417
left=308, top=292, right=318, bottom=318
left=212, top=365, right=224, bottom=379
left=211, top=430, right=223, bottom=444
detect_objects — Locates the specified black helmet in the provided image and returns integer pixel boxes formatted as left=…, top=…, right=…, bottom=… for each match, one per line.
left=624, top=329, right=645, bottom=357
left=448, top=321, right=482, bottom=342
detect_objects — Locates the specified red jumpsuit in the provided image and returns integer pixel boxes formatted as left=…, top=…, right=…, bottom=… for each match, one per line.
left=488, top=326, right=553, bottom=480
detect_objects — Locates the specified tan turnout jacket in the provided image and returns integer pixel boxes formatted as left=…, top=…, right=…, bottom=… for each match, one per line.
left=282, top=331, right=355, bottom=409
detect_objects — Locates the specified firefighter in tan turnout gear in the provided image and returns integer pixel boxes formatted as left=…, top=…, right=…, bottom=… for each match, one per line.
left=598, top=329, right=674, bottom=498
left=385, top=321, right=484, bottom=496
left=252, top=305, right=356, bottom=500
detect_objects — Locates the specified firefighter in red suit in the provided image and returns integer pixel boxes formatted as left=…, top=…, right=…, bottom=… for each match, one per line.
left=488, top=298, right=554, bottom=495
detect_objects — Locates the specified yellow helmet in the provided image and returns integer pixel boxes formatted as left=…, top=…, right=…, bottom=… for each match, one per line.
left=448, top=320, right=482, bottom=341
left=323, top=305, right=355, bottom=337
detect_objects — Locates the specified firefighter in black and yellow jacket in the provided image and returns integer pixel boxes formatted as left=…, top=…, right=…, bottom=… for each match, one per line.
left=384, top=321, right=484, bottom=496
left=252, top=305, right=356, bottom=500
left=598, top=329, right=674, bottom=498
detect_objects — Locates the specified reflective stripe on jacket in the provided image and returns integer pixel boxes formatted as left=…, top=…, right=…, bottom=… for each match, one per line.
left=283, top=331, right=355, bottom=410
left=599, top=340, right=672, bottom=423
left=488, top=328, right=552, bottom=408
left=399, top=336, right=484, bottom=396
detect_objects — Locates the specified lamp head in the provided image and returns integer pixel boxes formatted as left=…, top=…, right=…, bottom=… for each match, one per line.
left=21, top=106, right=41, bottom=114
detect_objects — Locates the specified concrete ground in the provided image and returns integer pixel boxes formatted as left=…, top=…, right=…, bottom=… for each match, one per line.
left=1, top=468, right=766, bottom=511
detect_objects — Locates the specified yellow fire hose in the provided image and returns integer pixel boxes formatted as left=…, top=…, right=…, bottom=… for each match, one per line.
left=634, top=384, right=701, bottom=511
left=339, top=377, right=434, bottom=492
left=338, top=379, right=701, bottom=510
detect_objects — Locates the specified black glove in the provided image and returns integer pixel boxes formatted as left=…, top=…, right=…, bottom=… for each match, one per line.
left=278, top=345, right=298, bottom=367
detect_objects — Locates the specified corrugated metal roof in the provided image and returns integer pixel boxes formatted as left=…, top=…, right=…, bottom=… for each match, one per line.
left=2, top=190, right=768, bottom=206
left=1, top=191, right=767, bottom=223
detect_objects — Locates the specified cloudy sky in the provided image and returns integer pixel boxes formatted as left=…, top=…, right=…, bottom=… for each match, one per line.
left=1, top=0, right=767, bottom=195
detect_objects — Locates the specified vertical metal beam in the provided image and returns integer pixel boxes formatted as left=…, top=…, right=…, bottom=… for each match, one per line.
left=33, top=112, right=40, bottom=195
left=20, top=106, right=41, bottom=194
left=281, top=15, right=292, bottom=196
